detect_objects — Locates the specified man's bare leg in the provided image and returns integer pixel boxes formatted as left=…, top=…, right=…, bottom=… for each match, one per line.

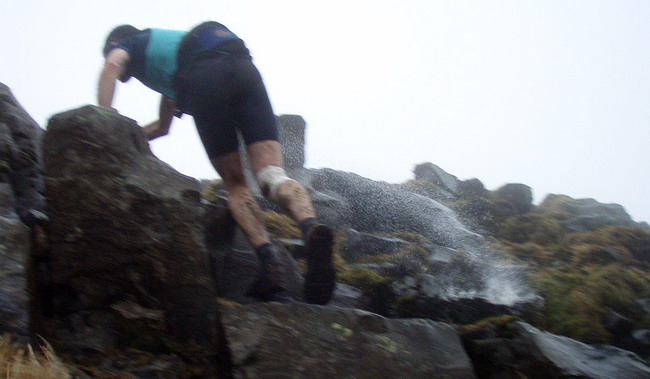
left=211, top=150, right=286, bottom=299
left=246, top=140, right=315, bottom=223
left=247, top=140, right=336, bottom=305
left=211, top=150, right=270, bottom=248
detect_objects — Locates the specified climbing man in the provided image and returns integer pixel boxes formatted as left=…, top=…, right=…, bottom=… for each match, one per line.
left=98, top=22, right=335, bottom=304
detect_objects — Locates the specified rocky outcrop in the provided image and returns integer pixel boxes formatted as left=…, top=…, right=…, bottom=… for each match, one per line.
left=276, top=114, right=306, bottom=170
left=0, top=84, right=46, bottom=225
left=223, top=303, right=477, bottom=378
left=288, top=168, right=541, bottom=320
left=394, top=262, right=540, bottom=323
left=42, top=106, right=228, bottom=367
left=0, top=216, right=30, bottom=337
left=491, top=183, right=533, bottom=215
left=301, top=168, right=485, bottom=252
left=1, top=85, right=649, bottom=377
left=340, top=228, right=413, bottom=262
left=0, top=83, right=46, bottom=338
left=463, top=320, right=650, bottom=378
left=540, top=194, right=644, bottom=232
left=414, top=162, right=462, bottom=197
left=204, top=211, right=304, bottom=303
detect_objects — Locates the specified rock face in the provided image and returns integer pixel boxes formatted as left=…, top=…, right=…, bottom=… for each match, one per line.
left=204, top=211, right=304, bottom=303
left=301, top=168, right=485, bottom=252
left=414, top=162, right=461, bottom=196
left=2, top=90, right=649, bottom=377
left=0, top=216, right=30, bottom=337
left=341, top=228, right=413, bottom=262
left=42, top=106, right=226, bottom=357
left=276, top=114, right=306, bottom=170
left=540, top=194, right=643, bottom=232
left=0, top=83, right=46, bottom=338
left=463, top=321, right=650, bottom=379
left=0, top=83, right=46, bottom=224
left=223, top=303, right=477, bottom=378
left=288, top=167, right=540, bottom=318
left=491, top=183, right=533, bottom=214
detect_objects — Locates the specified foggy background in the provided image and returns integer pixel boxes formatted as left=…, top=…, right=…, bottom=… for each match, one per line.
left=2, top=0, right=648, bottom=222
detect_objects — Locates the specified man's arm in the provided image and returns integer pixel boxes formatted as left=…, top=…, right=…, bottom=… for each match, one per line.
left=143, top=96, right=177, bottom=140
left=98, top=49, right=130, bottom=107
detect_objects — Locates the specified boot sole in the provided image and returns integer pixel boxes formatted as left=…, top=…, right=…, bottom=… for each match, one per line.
left=304, top=225, right=336, bottom=305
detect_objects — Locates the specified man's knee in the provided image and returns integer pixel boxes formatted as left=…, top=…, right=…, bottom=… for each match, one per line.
left=255, top=165, right=293, bottom=202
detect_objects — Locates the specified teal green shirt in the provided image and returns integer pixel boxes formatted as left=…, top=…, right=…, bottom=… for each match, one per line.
left=143, top=29, right=187, bottom=100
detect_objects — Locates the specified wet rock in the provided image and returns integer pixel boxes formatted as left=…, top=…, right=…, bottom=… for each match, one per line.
left=42, top=106, right=227, bottom=359
left=304, top=168, right=485, bottom=252
left=0, top=216, right=30, bottom=337
left=329, top=283, right=371, bottom=310
left=287, top=168, right=540, bottom=318
left=397, top=295, right=526, bottom=325
left=628, top=329, right=650, bottom=358
left=277, top=114, right=306, bottom=170
left=635, top=298, right=650, bottom=314
left=559, top=215, right=635, bottom=233
left=0, top=83, right=45, bottom=338
left=457, top=178, right=488, bottom=199
left=222, top=303, right=476, bottom=378
left=540, top=194, right=639, bottom=232
left=490, top=183, right=533, bottom=215
left=340, top=228, right=412, bottom=262
left=413, top=162, right=461, bottom=195
left=605, top=310, right=634, bottom=345
left=463, top=321, right=650, bottom=379
left=0, top=122, right=18, bottom=214
left=0, top=83, right=46, bottom=226
left=205, top=215, right=304, bottom=303
left=394, top=263, right=542, bottom=324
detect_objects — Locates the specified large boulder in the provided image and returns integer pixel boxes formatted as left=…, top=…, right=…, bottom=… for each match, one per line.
left=0, top=216, right=30, bottom=337
left=204, top=204, right=304, bottom=303
left=222, top=303, right=477, bottom=378
left=413, top=162, right=461, bottom=196
left=540, top=194, right=641, bottom=232
left=490, top=183, right=533, bottom=215
left=340, top=228, right=413, bottom=262
left=0, top=83, right=46, bottom=338
left=277, top=114, right=306, bottom=170
left=42, top=106, right=227, bottom=364
left=0, top=83, right=46, bottom=225
left=301, top=168, right=485, bottom=252
left=394, top=261, right=542, bottom=324
left=463, top=320, right=650, bottom=378
left=291, top=168, right=540, bottom=320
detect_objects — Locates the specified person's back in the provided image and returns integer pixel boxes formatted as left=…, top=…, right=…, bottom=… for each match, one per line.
left=99, top=22, right=336, bottom=304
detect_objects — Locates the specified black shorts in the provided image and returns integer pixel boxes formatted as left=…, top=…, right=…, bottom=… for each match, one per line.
left=177, top=45, right=278, bottom=159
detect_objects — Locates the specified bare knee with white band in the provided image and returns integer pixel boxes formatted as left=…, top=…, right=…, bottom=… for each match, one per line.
left=256, top=165, right=293, bottom=202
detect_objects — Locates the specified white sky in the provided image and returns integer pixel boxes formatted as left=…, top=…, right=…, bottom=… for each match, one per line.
left=1, top=1, right=649, bottom=223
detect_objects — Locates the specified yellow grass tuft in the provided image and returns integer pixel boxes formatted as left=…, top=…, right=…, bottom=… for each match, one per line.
left=0, top=335, right=70, bottom=379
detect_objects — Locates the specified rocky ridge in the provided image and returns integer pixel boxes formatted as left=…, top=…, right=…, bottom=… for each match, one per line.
left=1, top=83, right=649, bottom=378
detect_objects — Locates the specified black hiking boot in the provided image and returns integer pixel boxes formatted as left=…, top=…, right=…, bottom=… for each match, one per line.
left=304, top=224, right=336, bottom=305
left=247, top=245, right=287, bottom=301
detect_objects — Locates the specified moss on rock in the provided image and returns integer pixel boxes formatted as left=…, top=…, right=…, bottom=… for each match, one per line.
left=459, top=315, right=522, bottom=335
left=338, top=266, right=394, bottom=314
left=533, top=264, right=650, bottom=344
left=500, top=213, right=564, bottom=246
left=200, top=179, right=225, bottom=203
left=262, top=211, right=302, bottom=239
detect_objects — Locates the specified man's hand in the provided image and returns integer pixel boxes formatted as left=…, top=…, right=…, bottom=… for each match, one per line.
left=98, top=49, right=129, bottom=107
left=143, top=96, right=177, bottom=140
